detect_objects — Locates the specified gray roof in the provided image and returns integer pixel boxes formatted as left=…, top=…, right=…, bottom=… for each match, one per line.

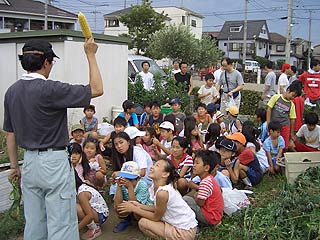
left=217, top=20, right=268, bottom=40
left=269, top=32, right=286, bottom=44
left=103, top=6, right=132, bottom=18
left=0, top=0, right=77, bottom=19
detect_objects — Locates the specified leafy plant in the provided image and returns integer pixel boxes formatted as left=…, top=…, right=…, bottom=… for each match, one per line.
left=239, top=90, right=261, bottom=116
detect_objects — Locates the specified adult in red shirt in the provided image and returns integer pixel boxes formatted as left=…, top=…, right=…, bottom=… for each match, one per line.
left=299, top=59, right=320, bottom=112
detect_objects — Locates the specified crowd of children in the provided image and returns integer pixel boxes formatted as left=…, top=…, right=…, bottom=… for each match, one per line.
left=66, top=60, right=319, bottom=239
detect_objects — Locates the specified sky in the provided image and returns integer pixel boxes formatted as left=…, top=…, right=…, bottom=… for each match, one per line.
left=50, top=0, right=320, bottom=45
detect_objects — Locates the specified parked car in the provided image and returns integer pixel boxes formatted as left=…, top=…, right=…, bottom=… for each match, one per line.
left=128, top=54, right=167, bottom=82
left=245, top=60, right=260, bottom=72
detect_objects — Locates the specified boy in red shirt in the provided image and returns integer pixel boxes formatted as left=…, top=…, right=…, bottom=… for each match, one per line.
left=183, top=150, right=224, bottom=226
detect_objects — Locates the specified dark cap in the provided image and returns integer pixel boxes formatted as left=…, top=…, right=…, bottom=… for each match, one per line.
left=216, top=137, right=237, bottom=152
left=123, top=100, right=138, bottom=110
left=207, top=103, right=219, bottom=114
left=22, top=39, right=59, bottom=59
left=170, top=98, right=181, bottom=105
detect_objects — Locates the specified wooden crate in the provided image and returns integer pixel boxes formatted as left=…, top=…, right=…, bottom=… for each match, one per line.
left=284, top=152, right=320, bottom=185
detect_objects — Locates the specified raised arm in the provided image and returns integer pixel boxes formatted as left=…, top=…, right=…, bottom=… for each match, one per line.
left=84, top=37, right=103, bottom=98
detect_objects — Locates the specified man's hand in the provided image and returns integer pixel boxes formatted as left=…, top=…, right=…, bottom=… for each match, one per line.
left=8, top=167, right=21, bottom=184
left=84, top=37, right=98, bottom=56
left=227, top=91, right=233, bottom=97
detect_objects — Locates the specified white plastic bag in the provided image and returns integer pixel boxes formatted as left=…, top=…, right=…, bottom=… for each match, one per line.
left=98, top=122, right=114, bottom=136
left=222, top=188, right=252, bottom=216
left=227, top=97, right=236, bottom=108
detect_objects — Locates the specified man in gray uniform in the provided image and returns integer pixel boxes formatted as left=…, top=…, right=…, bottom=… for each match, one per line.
left=4, top=37, right=103, bottom=240
left=216, top=57, right=244, bottom=117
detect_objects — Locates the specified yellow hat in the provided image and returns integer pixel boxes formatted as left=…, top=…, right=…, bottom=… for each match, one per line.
left=226, top=106, right=239, bottom=116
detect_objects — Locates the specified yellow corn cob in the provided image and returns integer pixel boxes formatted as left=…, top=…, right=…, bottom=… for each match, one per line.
left=78, top=12, right=92, bottom=38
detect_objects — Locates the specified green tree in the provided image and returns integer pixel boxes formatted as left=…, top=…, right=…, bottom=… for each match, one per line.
left=146, top=25, right=222, bottom=69
left=119, top=0, right=167, bottom=54
left=146, top=24, right=198, bottom=63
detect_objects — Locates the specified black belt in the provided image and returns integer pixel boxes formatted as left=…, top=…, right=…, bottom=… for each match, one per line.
left=38, top=147, right=66, bottom=152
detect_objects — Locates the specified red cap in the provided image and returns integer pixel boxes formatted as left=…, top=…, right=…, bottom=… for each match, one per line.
left=281, top=63, right=291, bottom=72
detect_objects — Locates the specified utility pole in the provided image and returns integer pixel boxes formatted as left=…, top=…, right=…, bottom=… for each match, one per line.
left=243, top=0, right=248, bottom=64
left=91, top=6, right=100, bottom=32
left=285, top=0, right=292, bottom=63
left=44, top=0, right=48, bottom=30
left=307, top=10, right=312, bottom=69
left=124, top=0, right=127, bottom=8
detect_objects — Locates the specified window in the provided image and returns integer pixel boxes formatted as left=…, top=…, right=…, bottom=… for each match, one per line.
left=191, top=19, right=196, bottom=27
left=224, top=43, right=227, bottom=46
left=260, top=29, right=266, bottom=34
left=276, top=45, right=285, bottom=52
left=230, top=26, right=242, bottom=32
left=230, top=43, right=241, bottom=51
left=182, top=16, right=186, bottom=25
left=108, top=19, right=119, bottom=27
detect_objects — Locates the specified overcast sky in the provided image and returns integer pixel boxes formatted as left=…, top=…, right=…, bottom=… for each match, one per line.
left=51, top=0, right=320, bottom=45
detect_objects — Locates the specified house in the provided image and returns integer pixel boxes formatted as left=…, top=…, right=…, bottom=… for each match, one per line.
left=313, top=44, right=320, bottom=61
left=269, top=32, right=286, bottom=62
left=0, top=30, right=129, bottom=129
left=202, top=31, right=219, bottom=41
left=217, top=20, right=270, bottom=60
left=103, top=6, right=204, bottom=39
left=0, top=0, right=77, bottom=33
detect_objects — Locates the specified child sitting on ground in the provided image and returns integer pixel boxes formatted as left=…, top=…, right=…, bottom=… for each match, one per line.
left=183, top=150, right=224, bottom=226
left=118, top=100, right=139, bottom=128
left=99, top=116, right=126, bottom=157
left=292, top=112, right=320, bottom=152
left=152, top=121, right=175, bottom=158
left=184, top=118, right=204, bottom=154
left=84, top=138, right=107, bottom=189
left=254, top=108, right=268, bottom=143
left=215, top=137, right=240, bottom=185
left=206, top=103, right=219, bottom=122
left=113, top=161, right=152, bottom=233
left=139, top=101, right=152, bottom=127
left=76, top=171, right=109, bottom=240
left=197, top=73, right=219, bottom=106
left=167, top=98, right=186, bottom=134
left=214, top=111, right=226, bottom=135
left=194, top=103, right=212, bottom=133
left=143, top=100, right=165, bottom=137
left=70, top=123, right=86, bottom=147
left=205, top=123, right=221, bottom=151
left=168, top=137, right=194, bottom=195
left=70, top=142, right=90, bottom=181
left=141, top=127, right=158, bottom=161
left=263, top=121, right=285, bottom=174
left=226, top=106, right=242, bottom=134
left=80, top=105, right=99, bottom=139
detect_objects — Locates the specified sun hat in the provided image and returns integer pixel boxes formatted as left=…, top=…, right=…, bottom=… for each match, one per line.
left=226, top=106, right=239, bottom=116
left=215, top=111, right=224, bottom=119
left=117, top=161, right=140, bottom=179
left=124, top=126, right=146, bottom=139
left=226, top=132, right=246, bottom=145
left=159, top=121, right=175, bottom=131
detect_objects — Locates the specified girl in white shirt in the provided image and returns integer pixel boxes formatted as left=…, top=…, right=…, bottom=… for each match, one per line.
left=118, top=159, right=198, bottom=240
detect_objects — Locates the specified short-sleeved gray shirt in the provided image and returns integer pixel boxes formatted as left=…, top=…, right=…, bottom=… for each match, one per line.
left=264, top=71, right=276, bottom=96
left=3, top=78, right=91, bottom=150
left=218, top=69, right=244, bottom=93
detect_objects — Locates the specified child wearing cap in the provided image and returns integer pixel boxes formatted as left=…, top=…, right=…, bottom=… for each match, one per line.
left=114, top=161, right=152, bottom=233
left=118, top=100, right=139, bottom=128
left=167, top=98, right=186, bottom=134
left=214, top=111, right=226, bottom=135
left=207, top=103, right=219, bottom=122
left=227, top=132, right=263, bottom=188
left=152, top=121, right=175, bottom=158
left=70, top=123, right=86, bottom=147
left=215, top=137, right=240, bottom=185
left=80, top=105, right=99, bottom=139
left=183, top=150, right=224, bottom=226
left=226, top=105, right=242, bottom=134
left=267, top=81, right=302, bottom=149
left=278, top=63, right=292, bottom=94
left=197, top=73, right=219, bottom=106
left=263, top=121, right=285, bottom=174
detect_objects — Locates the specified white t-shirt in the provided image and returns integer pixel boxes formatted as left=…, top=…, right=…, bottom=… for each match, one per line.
left=132, top=146, right=154, bottom=185
left=138, top=71, right=154, bottom=91
left=197, top=85, right=219, bottom=105
left=277, top=73, right=289, bottom=94
left=172, top=69, right=181, bottom=75
left=214, top=68, right=223, bottom=83
left=296, top=124, right=320, bottom=149
left=160, top=139, right=172, bottom=155
left=153, top=184, right=197, bottom=230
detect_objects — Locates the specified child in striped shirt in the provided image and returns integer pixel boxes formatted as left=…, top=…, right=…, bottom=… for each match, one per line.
left=183, top=150, right=224, bottom=226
